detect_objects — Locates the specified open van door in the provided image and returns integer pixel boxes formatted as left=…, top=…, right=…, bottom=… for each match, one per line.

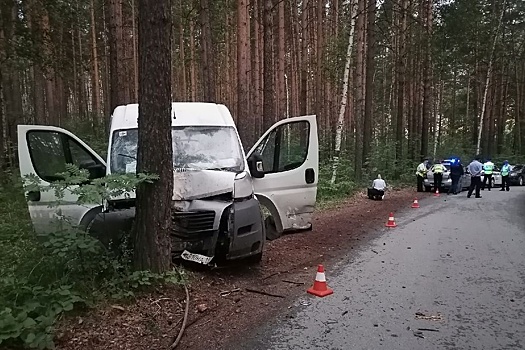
left=17, top=125, right=107, bottom=233
left=247, top=115, right=318, bottom=239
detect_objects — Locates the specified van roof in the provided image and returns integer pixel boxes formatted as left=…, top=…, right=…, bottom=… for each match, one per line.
left=110, top=102, right=236, bottom=131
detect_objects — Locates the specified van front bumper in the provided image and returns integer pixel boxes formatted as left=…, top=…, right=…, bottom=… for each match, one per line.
left=171, top=198, right=264, bottom=261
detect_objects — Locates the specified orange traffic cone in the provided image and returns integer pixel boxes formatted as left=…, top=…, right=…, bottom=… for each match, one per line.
left=385, top=212, right=397, bottom=227
left=307, top=265, right=333, bottom=297
left=411, top=198, right=420, bottom=208
left=434, top=188, right=440, bottom=197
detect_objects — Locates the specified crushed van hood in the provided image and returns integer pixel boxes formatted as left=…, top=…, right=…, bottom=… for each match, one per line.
left=173, top=169, right=235, bottom=200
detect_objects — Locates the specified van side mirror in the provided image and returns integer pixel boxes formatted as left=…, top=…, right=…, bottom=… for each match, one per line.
left=79, top=160, right=106, bottom=179
left=248, top=152, right=265, bottom=179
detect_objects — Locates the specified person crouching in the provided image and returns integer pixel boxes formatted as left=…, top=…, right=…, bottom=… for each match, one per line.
left=368, top=174, right=387, bottom=200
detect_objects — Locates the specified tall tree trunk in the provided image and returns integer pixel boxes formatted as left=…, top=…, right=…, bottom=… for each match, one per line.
left=363, top=0, right=376, bottom=166
left=200, top=0, right=216, bottom=102
left=237, top=0, right=253, bottom=147
left=134, top=0, right=173, bottom=273
left=262, top=0, right=275, bottom=129
left=330, top=0, right=357, bottom=185
left=420, top=0, right=432, bottom=159
left=90, top=0, right=101, bottom=115
left=277, top=0, right=286, bottom=119
left=395, top=0, right=407, bottom=165
left=476, top=0, right=507, bottom=155
left=109, top=0, right=125, bottom=113
left=354, top=0, right=366, bottom=181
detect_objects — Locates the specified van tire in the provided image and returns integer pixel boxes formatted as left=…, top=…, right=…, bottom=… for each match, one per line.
left=246, top=251, right=263, bottom=264
left=265, top=216, right=282, bottom=241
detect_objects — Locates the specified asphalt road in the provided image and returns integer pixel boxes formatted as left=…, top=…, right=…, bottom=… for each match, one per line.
left=235, top=187, right=525, bottom=350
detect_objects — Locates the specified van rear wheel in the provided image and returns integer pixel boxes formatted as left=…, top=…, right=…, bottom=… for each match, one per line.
left=265, top=216, right=282, bottom=241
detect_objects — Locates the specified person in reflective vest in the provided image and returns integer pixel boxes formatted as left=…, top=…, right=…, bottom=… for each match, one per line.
left=500, top=160, right=511, bottom=192
left=416, top=159, right=429, bottom=192
left=481, top=158, right=495, bottom=191
left=430, top=160, right=445, bottom=192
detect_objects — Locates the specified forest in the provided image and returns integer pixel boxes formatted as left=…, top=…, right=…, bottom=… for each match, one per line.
left=1, top=0, right=524, bottom=183
left=1, top=0, right=525, bottom=348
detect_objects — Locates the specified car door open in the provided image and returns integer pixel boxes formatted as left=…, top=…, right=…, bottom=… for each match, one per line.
left=247, top=115, right=319, bottom=236
left=17, top=125, right=106, bottom=233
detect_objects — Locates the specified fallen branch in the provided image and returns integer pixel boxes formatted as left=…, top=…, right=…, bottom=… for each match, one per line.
left=246, top=288, right=285, bottom=298
left=282, top=280, right=305, bottom=285
left=262, top=272, right=280, bottom=280
left=170, top=284, right=189, bottom=349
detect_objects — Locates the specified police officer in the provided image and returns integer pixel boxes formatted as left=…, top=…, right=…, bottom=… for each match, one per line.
left=430, top=159, right=444, bottom=193
left=448, top=158, right=464, bottom=195
left=416, top=159, right=429, bottom=192
left=500, top=160, right=511, bottom=191
left=481, top=158, right=494, bottom=191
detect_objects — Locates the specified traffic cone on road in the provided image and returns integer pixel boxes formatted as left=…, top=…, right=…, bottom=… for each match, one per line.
left=385, top=212, right=397, bottom=228
left=434, top=188, right=440, bottom=197
left=411, top=198, right=420, bottom=208
left=307, top=265, right=333, bottom=297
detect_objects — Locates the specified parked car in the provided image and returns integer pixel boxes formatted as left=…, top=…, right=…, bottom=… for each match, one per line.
left=17, top=102, right=319, bottom=265
left=424, top=159, right=471, bottom=192
left=509, top=164, right=525, bottom=186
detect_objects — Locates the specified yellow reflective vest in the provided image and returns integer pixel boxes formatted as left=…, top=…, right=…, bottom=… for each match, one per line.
left=431, top=164, right=444, bottom=174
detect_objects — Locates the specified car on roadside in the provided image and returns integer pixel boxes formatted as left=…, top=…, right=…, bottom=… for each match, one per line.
left=424, top=159, right=471, bottom=193
left=509, top=164, right=525, bottom=186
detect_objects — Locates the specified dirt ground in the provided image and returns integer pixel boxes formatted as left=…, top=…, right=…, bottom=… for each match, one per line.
left=56, top=188, right=429, bottom=350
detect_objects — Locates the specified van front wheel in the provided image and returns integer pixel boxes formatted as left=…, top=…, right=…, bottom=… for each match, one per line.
left=265, top=216, right=282, bottom=241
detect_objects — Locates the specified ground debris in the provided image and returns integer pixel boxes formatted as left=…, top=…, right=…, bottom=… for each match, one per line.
left=246, top=288, right=285, bottom=298
left=418, top=328, right=440, bottom=332
left=413, top=331, right=425, bottom=339
left=219, top=288, right=241, bottom=297
left=415, top=311, right=443, bottom=321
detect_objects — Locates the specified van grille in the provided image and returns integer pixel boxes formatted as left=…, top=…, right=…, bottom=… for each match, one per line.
left=172, top=210, right=216, bottom=235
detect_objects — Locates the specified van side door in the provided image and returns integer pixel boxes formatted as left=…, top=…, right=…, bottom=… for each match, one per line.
left=17, top=125, right=106, bottom=233
left=247, top=115, right=318, bottom=235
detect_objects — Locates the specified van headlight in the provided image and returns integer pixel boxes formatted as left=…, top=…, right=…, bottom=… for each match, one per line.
left=233, top=171, right=254, bottom=200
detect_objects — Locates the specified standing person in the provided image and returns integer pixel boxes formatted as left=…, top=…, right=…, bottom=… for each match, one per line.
left=467, top=156, right=483, bottom=198
left=416, top=159, right=428, bottom=192
left=500, top=160, right=511, bottom=192
left=431, top=159, right=445, bottom=193
left=368, top=174, right=387, bottom=200
left=448, top=158, right=464, bottom=195
left=481, top=158, right=495, bottom=191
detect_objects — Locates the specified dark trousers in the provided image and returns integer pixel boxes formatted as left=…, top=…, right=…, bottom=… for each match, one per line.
left=417, top=175, right=424, bottom=192
left=501, top=175, right=510, bottom=191
left=434, top=173, right=443, bottom=191
left=449, top=175, right=460, bottom=194
left=482, top=174, right=493, bottom=190
left=368, top=188, right=385, bottom=200
left=468, top=176, right=482, bottom=198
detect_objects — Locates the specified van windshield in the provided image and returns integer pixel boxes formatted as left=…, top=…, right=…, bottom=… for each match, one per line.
left=110, top=126, right=245, bottom=173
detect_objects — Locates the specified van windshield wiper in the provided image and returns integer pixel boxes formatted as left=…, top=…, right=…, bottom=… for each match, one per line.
left=118, top=153, right=137, bottom=161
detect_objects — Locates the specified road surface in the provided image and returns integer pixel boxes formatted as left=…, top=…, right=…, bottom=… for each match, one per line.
left=235, top=188, right=525, bottom=350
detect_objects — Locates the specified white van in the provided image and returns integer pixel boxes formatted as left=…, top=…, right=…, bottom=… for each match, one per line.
left=17, top=102, right=318, bottom=263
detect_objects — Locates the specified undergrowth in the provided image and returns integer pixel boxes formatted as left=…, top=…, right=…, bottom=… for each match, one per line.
left=0, top=169, right=186, bottom=350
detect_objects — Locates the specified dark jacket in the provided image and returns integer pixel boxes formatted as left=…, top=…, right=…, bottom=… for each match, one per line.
left=450, top=163, right=464, bottom=177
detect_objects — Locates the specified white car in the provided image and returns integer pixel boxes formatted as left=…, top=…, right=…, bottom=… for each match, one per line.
left=18, top=102, right=319, bottom=264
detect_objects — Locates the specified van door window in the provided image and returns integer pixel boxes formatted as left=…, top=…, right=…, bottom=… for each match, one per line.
left=256, top=121, right=310, bottom=173
left=27, top=130, right=105, bottom=182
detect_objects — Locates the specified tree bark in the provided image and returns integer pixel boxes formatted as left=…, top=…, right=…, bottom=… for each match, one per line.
left=200, top=0, right=216, bottom=102
left=420, top=0, right=432, bottom=160
left=237, top=0, right=254, bottom=147
left=330, top=0, right=358, bottom=185
left=90, top=0, right=101, bottom=115
left=134, top=0, right=173, bottom=272
left=363, top=0, right=376, bottom=167
left=262, top=0, right=275, bottom=130
left=354, top=0, right=366, bottom=181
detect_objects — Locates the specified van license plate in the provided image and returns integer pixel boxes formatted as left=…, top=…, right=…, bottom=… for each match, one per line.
left=181, top=250, right=214, bottom=265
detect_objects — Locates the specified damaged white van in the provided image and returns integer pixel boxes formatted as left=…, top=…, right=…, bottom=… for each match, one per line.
left=18, top=102, right=318, bottom=264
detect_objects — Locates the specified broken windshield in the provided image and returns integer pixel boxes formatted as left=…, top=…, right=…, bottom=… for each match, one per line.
left=110, top=126, right=245, bottom=173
